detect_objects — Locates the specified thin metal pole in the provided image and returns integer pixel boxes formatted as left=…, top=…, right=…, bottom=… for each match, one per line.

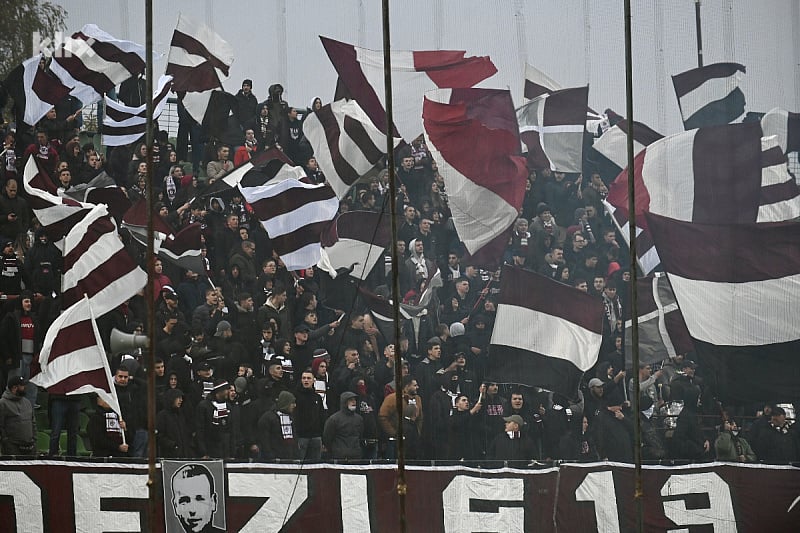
left=695, top=0, right=704, bottom=67
left=144, top=0, right=158, bottom=530
left=623, top=1, right=643, bottom=532
left=381, top=1, right=407, bottom=532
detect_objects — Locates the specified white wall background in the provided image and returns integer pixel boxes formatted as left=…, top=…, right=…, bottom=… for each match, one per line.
left=53, top=0, right=800, bottom=136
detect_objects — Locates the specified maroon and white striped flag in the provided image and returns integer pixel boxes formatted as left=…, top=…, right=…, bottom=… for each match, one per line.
left=624, top=273, right=694, bottom=366
left=31, top=295, right=122, bottom=416
left=62, top=203, right=147, bottom=317
left=102, top=75, right=173, bottom=146
left=318, top=210, right=394, bottom=280
left=2, top=55, right=72, bottom=126
left=523, top=63, right=562, bottom=100
left=761, top=107, right=800, bottom=155
left=48, top=24, right=145, bottom=106
left=590, top=119, right=664, bottom=175
left=166, top=14, right=233, bottom=92
left=61, top=170, right=132, bottom=222
left=608, top=121, right=800, bottom=225
left=238, top=160, right=338, bottom=271
left=159, top=223, right=204, bottom=273
left=646, top=212, right=800, bottom=401
left=304, top=99, right=401, bottom=199
left=672, top=62, right=746, bottom=130
left=489, top=266, right=604, bottom=400
left=423, top=88, right=527, bottom=265
left=321, top=36, right=497, bottom=141
left=23, top=157, right=94, bottom=250
left=517, top=86, right=588, bottom=173
left=602, top=200, right=661, bottom=275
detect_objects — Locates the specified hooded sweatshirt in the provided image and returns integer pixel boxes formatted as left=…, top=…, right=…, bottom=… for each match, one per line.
left=0, top=389, right=35, bottom=446
left=322, top=391, right=363, bottom=459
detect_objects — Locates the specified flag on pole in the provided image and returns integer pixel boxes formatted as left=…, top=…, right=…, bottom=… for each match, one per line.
left=102, top=75, right=173, bottom=146
left=646, top=212, right=800, bottom=402
left=238, top=164, right=338, bottom=271
left=61, top=203, right=147, bottom=317
left=517, top=86, right=588, bottom=172
left=672, top=62, right=746, bottom=130
left=422, top=88, right=527, bottom=265
left=48, top=24, right=146, bottom=106
left=304, top=99, right=401, bottom=199
left=31, top=295, right=123, bottom=417
left=761, top=107, right=800, bottom=155
left=488, top=266, right=604, bottom=400
left=624, top=273, right=694, bottom=366
left=321, top=36, right=497, bottom=141
left=1, top=55, right=72, bottom=126
left=318, top=210, right=394, bottom=280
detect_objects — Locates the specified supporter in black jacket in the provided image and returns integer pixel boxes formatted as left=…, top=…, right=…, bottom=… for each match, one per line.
left=257, top=391, right=297, bottom=461
left=294, top=370, right=324, bottom=461
left=489, top=415, right=536, bottom=462
left=156, top=388, right=195, bottom=458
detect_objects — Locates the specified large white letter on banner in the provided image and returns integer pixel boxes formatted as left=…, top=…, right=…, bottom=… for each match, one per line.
left=341, top=473, right=372, bottom=532
left=227, top=473, right=308, bottom=532
left=72, top=473, right=149, bottom=532
left=661, top=472, right=737, bottom=533
left=575, top=470, right=621, bottom=533
left=442, top=475, right=525, bottom=532
left=0, top=471, right=44, bottom=532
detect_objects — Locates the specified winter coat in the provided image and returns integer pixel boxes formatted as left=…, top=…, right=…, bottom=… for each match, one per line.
left=0, top=389, right=35, bottom=451
left=322, top=391, right=363, bottom=459
left=294, top=385, right=324, bottom=439
left=257, top=409, right=297, bottom=461
left=155, top=389, right=195, bottom=458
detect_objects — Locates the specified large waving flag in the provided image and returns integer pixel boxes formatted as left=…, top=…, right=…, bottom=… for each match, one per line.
left=589, top=119, right=663, bottom=177
left=318, top=210, right=394, bottom=280
left=48, top=24, right=146, bottom=106
left=761, top=107, right=800, bottom=155
left=2, top=55, right=72, bottom=126
left=238, top=159, right=338, bottom=271
left=166, top=14, right=234, bottom=124
left=523, top=63, right=563, bottom=101
left=23, top=157, right=94, bottom=250
left=102, top=74, right=173, bottom=146
left=61, top=170, right=132, bottom=222
left=672, top=62, right=746, bottom=130
left=608, top=122, right=800, bottom=226
left=321, top=36, right=497, bottom=141
left=31, top=296, right=122, bottom=417
left=422, top=88, right=527, bottom=265
left=517, top=86, right=588, bottom=173
left=488, top=266, right=604, bottom=401
left=646, top=213, right=800, bottom=402
left=62, top=203, right=147, bottom=317
left=624, top=273, right=694, bottom=366
left=304, top=99, right=401, bottom=199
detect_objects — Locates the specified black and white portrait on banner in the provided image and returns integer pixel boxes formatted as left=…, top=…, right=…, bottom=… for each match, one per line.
left=162, top=460, right=227, bottom=533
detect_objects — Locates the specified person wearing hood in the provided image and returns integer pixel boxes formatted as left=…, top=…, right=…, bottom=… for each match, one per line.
left=258, top=390, right=298, bottom=461
left=401, top=239, right=435, bottom=295
left=323, top=391, right=364, bottom=460
left=156, top=388, right=195, bottom=458
left=351, top=375, right=379, bottom=459
left=0, top=375, right=36, bottom=455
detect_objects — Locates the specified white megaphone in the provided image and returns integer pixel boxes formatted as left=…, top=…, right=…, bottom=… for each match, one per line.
left=109, top=327, right=150, bottom=354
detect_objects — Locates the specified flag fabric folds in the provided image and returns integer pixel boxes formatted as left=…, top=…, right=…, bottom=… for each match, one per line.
left=23, top=157, right=94, bottom=249
left=517, top=86, right=588, bottom=172
left=318, top=211, right=394, bottom=280
left=166, top=14, right=234, bottom=92
left=102, top=75, right=173, bottom=146
left=159, top=223, right=204, bottom=273
left=523, top=63, right=563, bottom=100
left=321, top=36, right=497, bottom=141
left=590, top=119, right=664, bottom=176
left=607, top=122, right=800, bottom=226
left=238, top=163, right=338, bottom=271
left=488, top=266, right=604, bottom=400
left=62, top=203, right=147, bottom=317
left=48, top=24, right=146, bottom=107
left=2, top=56, right=72, bottom=126
left=602, top=200, right=661, bottom=275
left=624, top=273, right=694, bottom=366
left=422, top=88, right=527, bottom=263
left=31, top=296, right=122, bottom=417
left=761, top=107, right=800, bottom=155
left=304, top=99, right=401, bottom=199
left=672, top=62, right=746, bottom=130
left=645, top=212, right=800, bottom=402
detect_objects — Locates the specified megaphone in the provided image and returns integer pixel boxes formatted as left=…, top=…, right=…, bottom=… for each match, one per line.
left=110, top=327, right=150, bottom=354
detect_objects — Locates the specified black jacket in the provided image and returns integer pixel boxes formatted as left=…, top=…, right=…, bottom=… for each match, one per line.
left=156, top=389, right=195, bottom=458
left=294, top=385, right=324, bottom=438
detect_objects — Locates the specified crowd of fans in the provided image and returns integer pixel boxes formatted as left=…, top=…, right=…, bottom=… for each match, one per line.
left=0, top=77, right=797, bottom=464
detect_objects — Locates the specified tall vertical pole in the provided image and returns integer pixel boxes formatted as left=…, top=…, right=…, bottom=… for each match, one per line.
left=381, top=1, right=407, bottom=532
left=144, top=0, right=158, bottom=530
left=623, top=1, right=643, bottom=532
left=695, top=0, right=704, bottom=67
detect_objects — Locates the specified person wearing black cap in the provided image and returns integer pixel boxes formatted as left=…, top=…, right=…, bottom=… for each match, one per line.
left=196, top=378, right=240, bottom=459
left=235, top=78, right=259, bottom=132
left=0, top=375, right=36, bottom=455
left=756, top=406, right=798, bottom=463
left=0, top=237, right=26, bottom=311
left=290, top=323, right=314, bottom=382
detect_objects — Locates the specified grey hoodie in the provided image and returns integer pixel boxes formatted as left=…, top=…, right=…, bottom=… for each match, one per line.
left=322, top=391, right=363, bottom=459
